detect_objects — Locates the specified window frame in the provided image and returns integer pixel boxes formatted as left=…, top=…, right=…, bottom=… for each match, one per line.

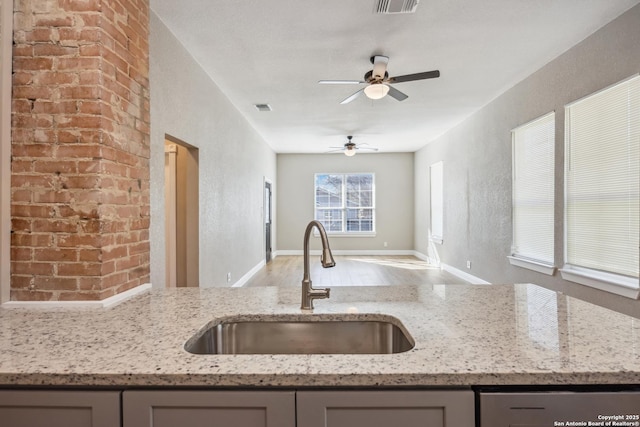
left=429, top=161, right=444, bottom=244
left=314, top=173, right=376, bottom=236
left=508, top=112, right=556, bottom=275
left=560, top=74, right=640, bottom=298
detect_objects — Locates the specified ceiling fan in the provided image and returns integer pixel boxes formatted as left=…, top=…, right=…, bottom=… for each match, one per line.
left=319, top=55, right=440, bottom=104
left=328, top=136, right=379, bottom=156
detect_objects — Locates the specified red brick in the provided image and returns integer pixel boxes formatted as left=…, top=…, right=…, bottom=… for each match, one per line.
left=34, top=248, right=78, bottom=262
left=13, top=57, right=54, bottom=70
left=9, top=290, right=53, bottom=301
left=57, top=233, right=102, bottom=248
left=34, top=16, right=74, bottom=27
left=11, top=233, right=52, bottom=247
left=33, top=190, right=73, bottom=204
left=24, top=28, right=58, bottom=43
left=11, top=204, right=54, bottom=218
left=33, top=72, right=78, bottom=86
left=12, top=143, right=54, bottom=158
left=33, top=44, right=78, bottom=57
left=32, top=276, right=79, bottom=291
left=12, top=261, right=54, bottom=275
left=61, top=0, right=101, bottom=13
left=32, top=219, right=78, bottom=233
left=33, top=160, right=78, bottom=174
left=58, top=291, right=102, bottom=301
left=58, top=262, right=102, bottom=276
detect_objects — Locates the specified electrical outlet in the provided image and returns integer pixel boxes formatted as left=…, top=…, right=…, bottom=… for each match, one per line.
left=227, top=272, right=231, bottom=282
left=384, top=241, right=388, bottom=247
left=466, top=261, right=471, bottom=269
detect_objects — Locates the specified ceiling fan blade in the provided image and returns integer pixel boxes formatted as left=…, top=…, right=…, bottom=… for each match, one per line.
left=387, top=85, right=408, bottom=101
left=358, top=146, right=379, bottom=151
left=326, top=148, right=344, bottom=153
left=387, top=70, right=440, bottom=84
left=318, top=80, right=365, bottom=85
left=340, top=88, right=364, bottom=104
left=371, top=55, right=389, bottom=79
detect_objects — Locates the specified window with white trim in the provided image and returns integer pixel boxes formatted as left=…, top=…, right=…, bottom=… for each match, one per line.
left=509, top=112, right=555, bottom=274
left=430, top=161, right=444, bottom=244
left=315, top=173, right=375, bottom=234
left=562, top=75, right=639, bottom=297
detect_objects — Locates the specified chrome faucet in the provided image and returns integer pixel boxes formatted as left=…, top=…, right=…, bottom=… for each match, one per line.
left=301, top=220, right=335, bottom=310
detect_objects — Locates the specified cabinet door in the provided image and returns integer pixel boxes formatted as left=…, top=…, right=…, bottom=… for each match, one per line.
left=123, top=390, right=295, bottom=427
left=297, top=390, right=475, bottom=427
left=0, top=390, right=120, bottom=427
left=479, top=391, right=640, bottom=427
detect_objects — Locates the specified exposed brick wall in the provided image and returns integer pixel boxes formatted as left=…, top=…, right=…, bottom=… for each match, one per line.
left=10, top=0, right=150, bottom=301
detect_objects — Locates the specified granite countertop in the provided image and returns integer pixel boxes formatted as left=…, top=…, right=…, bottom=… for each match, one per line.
left=1, top=283, right=639, bottom=388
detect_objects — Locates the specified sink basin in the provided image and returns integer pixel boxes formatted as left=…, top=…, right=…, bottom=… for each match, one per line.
left=184, top=315, right=414, bottom=355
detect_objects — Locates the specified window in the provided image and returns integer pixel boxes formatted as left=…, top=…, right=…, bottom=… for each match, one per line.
left=562, top=75, right=639, bottom=297
left=430, top=161, right=444, bottom=244
left=509, top=112, right=555, bottom=274
left=315, top=173, right=375, bottom=234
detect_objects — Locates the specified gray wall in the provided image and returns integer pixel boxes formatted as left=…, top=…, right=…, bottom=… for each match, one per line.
left=277, top=153, right=414, bottom=252
left=415, top=4, right=640, bottom=317
left=150, top=13, right=277, bottom=287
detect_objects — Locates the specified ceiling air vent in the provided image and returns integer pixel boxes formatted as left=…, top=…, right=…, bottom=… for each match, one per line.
left=254, top=103, right=272, bottom=112
left=374, top=0, right=419, bottom=14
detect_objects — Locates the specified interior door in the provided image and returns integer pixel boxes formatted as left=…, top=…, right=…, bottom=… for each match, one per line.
left=265, top=181, right=272, bottom=263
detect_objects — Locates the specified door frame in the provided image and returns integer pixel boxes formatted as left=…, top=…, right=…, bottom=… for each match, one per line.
left=264, top=178, right=273, bottom=263
left=0, top=0, right=13, bottom=303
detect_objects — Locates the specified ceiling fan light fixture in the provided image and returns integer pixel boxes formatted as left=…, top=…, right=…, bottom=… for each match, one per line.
left=345, top=147, right=357, bottom=156
left=364, top=83, right=390, bottom=100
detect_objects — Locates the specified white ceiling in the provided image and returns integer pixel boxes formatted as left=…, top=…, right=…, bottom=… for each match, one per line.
left=150, top=0, right=639, bottom=153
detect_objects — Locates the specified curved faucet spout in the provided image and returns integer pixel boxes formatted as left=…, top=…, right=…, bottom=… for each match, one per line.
left=301, top=220, right=335, bottom=310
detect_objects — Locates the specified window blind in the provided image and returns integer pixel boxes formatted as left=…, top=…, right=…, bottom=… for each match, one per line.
left=512, top=112, right=555, bottom=265
left=565, top=75, right=640, bottom=279
left=430, top=161, right=443, bottom=242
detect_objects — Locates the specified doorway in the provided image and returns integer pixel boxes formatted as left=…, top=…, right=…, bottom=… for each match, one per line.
left=264, top=180, right=273, bottom=263
left=164, top=137, right=199, bottom=287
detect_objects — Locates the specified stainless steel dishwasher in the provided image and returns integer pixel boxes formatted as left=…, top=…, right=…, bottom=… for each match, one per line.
left=479, top=391, right=640, bottom=426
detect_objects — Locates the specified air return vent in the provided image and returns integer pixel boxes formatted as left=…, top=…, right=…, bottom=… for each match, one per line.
left=254, top=103, right=272, bottom=112
left=374, top=0, right=419, bottom=14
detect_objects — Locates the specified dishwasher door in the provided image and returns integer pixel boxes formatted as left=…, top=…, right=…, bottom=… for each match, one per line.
left=479, top=391, right=640, bottom=427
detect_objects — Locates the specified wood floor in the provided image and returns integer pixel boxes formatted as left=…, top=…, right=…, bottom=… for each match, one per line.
left=244, top=255, right=468, bottom=287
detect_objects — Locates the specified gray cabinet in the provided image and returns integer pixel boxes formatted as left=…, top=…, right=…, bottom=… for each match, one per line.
left=123, top=390, right=296, bottom=427
left=297, top=390, right=475, bottom=427
left=479, top=391, right=640, bottom=426
left=0, top=390, right=120, bottom=427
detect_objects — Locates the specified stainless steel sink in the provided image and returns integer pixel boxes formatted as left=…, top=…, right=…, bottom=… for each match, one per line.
left=184, top=315, right=414, bottom=355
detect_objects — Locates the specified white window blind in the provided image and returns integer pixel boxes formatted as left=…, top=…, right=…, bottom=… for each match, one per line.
left=511, top=112, right=555, bottom=266
left=564, top=75, right=640, bottom=283
left=430, top=161, right=443, bottom=243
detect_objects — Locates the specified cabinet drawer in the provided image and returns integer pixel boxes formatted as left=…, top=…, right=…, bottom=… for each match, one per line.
left=479, top=391, right=640, bottom=426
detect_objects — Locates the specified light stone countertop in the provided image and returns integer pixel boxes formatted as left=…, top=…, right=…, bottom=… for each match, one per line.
left=1, top=283, right=639, bottom=388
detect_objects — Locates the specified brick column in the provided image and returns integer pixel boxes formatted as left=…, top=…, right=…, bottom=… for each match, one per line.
left=10, top=0, right=150, bottom=301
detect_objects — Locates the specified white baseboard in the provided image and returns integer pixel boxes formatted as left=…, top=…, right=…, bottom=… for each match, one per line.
left=412, top=250, right=440, bottom=265
left=274, top=249, right=418, bottom=257
left=1, top=283, right=152, bottom=309
left=441, top=263, right=490, bottom=285
left=232, top=260, right=266, bottom=287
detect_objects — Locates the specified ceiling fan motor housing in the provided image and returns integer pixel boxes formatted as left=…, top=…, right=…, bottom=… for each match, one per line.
left=374, top=0, right=420, bottom=14
left=364, top=70, right=389, bottom=82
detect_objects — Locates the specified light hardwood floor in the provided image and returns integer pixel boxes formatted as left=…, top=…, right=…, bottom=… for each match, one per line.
left=245, top=255, right=468, bottom=287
